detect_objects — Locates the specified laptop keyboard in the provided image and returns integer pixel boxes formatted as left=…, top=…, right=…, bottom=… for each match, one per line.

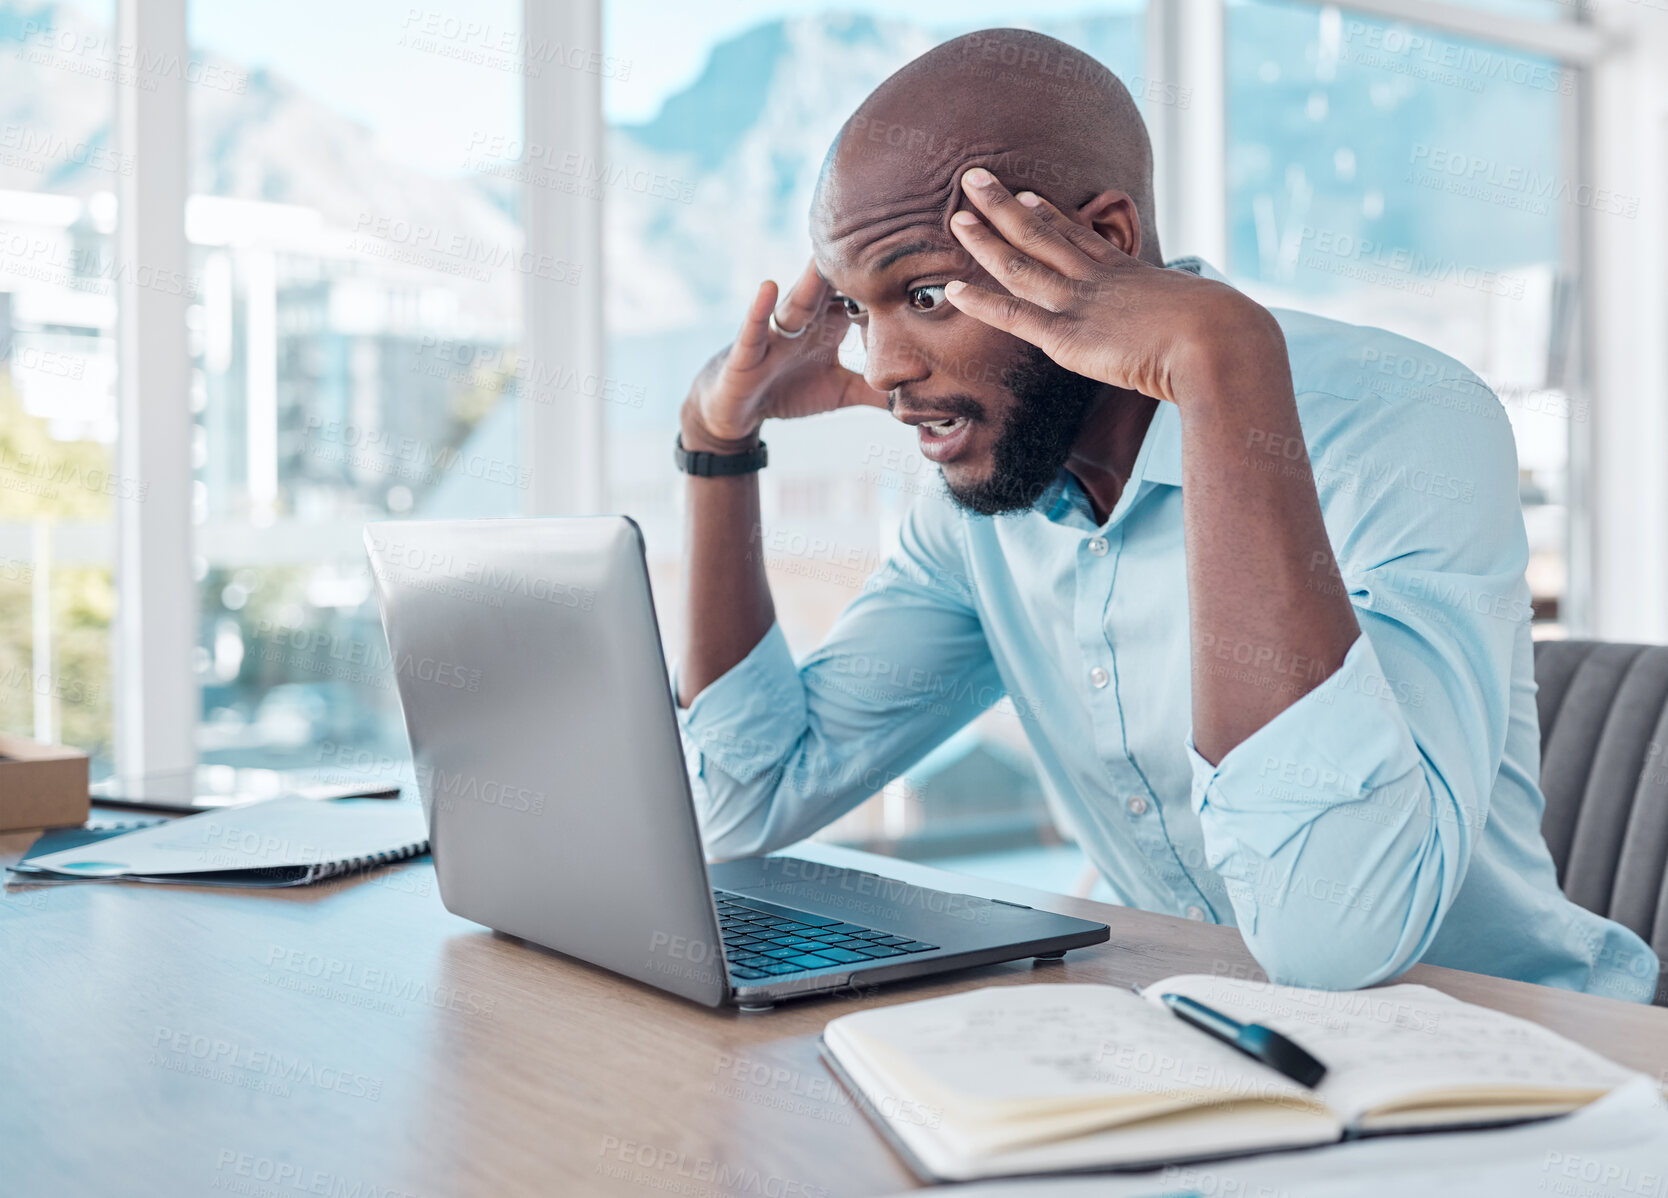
left=713, top=890, right=939, bottom=981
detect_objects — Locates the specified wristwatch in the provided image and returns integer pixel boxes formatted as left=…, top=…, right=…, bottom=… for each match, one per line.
left=673, top=432, right=769, bottom=477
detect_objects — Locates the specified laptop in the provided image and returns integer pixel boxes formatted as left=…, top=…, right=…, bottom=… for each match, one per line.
left=365, top=515, right=1109, bottom=1009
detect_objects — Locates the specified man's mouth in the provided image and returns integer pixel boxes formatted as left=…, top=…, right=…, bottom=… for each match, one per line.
left=915, top=415, right=973, bottom=463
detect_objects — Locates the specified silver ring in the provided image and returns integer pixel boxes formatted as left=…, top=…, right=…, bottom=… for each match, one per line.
left=769, top=312, right=809, bottom=339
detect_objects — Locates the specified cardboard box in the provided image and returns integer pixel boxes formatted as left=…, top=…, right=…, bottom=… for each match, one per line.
left=0, top=733, right=89, bottom=832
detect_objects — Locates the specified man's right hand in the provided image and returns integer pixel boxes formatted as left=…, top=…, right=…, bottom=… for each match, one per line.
left=681, top=259, right=889, bottom=451
left=677, top=260, right=888, bottom=706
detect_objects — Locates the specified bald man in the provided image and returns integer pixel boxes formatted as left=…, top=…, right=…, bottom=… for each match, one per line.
left=670, top=30, right=1658, bottom=1001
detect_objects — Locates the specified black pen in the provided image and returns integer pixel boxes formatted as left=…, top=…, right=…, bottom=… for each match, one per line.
left=1135, top=985, right=1328, bottom=1088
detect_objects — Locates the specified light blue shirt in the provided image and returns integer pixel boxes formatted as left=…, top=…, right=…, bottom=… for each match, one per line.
left=676, top=258, right=1660, bottom=1003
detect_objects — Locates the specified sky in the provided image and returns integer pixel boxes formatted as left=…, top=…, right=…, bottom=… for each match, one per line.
left=188, top=0, right=522, bottom=176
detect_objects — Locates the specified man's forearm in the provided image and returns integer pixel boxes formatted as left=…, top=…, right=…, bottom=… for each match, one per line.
left=677, top=408, right=776, bottom=706
left=1178, top=309, right=1361, bottom=764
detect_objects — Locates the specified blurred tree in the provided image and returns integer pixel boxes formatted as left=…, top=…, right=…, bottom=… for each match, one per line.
left=0, top=373, right=114, bottom=759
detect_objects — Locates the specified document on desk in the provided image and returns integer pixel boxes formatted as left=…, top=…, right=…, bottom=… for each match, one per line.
left=878, top=1077, right=1668, bottom=1198
left=8, top=796, right=428, bottom=887
left=821, top=974, right=1648, bottom=1182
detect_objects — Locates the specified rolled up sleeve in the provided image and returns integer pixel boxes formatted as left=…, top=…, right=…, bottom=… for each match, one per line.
left=676, top=623, right=806, bottom=785
left=675, top=496, right=1002, bottom=860
left=1188, top=379, right=1533, bottom=991
left=1190, top=633, right=1421, bottom=856
left=1189, top=621, right=1488, bottom=990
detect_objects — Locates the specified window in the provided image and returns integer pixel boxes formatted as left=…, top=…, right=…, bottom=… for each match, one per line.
left=186, top=0, right=525, bottom=771
left=20, top=0, right=1643, bottom=855
left=1224, top=0, right=1586, bottom=627
left=0, top=0, right=121, bottom=769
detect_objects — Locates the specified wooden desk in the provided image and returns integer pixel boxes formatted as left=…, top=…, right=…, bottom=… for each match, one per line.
left=5, top=829, right=1665, bottom=1197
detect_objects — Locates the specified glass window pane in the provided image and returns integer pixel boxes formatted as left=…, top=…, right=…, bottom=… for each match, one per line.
left=1226, top=0, right=1581, bottom=627
left=0, top=0, right=120, bottom=769
left=603, top=7, right=1144, bottom=860
left=188, top=0, right=523, bottom=770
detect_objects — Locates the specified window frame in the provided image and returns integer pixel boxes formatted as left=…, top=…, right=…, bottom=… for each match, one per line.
left=113, top=0, right=195, bottom=778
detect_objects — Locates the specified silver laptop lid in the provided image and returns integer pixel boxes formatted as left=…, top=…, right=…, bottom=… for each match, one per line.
left=365, top=516, right=727, bottom=1006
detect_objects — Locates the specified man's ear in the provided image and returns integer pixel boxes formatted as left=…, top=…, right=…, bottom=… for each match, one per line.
left=1075, top=189, right=1143, bottom=261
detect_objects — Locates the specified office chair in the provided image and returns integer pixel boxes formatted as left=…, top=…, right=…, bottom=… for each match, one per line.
left=1534, top=639, right=1668, bottom=1005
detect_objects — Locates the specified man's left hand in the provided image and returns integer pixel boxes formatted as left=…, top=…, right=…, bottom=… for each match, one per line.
left=944, top=166, right=1281, bottom=407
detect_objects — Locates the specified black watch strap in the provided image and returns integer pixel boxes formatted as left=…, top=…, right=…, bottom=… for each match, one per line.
left=674, top=433, right=768, bottom=477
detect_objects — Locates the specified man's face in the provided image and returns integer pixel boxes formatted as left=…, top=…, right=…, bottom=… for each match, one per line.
left=814, top=223, right=1102, bottom=515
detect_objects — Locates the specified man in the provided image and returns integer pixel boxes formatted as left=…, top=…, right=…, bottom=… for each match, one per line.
left=670, top=29, right=1658, bottom=1001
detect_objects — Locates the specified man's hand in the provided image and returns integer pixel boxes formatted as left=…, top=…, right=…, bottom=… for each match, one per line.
left=941, top=167, right=1282, bottom=408
left=682, top=259, right=888, bottom=451
left=678, top=261, right=888, bottom=707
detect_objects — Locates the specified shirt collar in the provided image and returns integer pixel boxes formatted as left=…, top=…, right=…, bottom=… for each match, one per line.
left=1165, top=255, right=1227, bottom=284
left=1131, top=394, right=1183, bottom=488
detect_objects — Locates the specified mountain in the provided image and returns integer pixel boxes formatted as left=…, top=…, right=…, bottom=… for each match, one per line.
left=0, top=2, right=1564, bottom=409
left=0, top=0, right=517, bottom=324
left=0, top=2, right=116, bottom=195
left=0, top=4, right=1133, bottom=342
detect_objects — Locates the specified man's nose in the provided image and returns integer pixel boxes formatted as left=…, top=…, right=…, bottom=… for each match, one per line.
left=862, top=320, right=932, bottom=396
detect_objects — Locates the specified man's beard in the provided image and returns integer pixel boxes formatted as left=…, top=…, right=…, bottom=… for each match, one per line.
left=946, top=345, right=1103, bottom=517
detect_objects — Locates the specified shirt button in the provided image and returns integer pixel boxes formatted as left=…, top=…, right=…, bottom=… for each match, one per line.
left=1126, top=795, right=1148, bottom=816
left=1185, top=906, right=1207, bottom=922
left=1087, top=536, right=1109, bottom=556
left=1089, top=666, right=1110, bottom=689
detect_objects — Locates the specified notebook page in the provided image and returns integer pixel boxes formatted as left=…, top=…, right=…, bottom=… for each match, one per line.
left=829, top=1025, right=1340, bottom=1183
left=21, top=796, right=428, bottom=876
left=1149, top=975, right=1642, bottom=1127
left=827, top=983, right=1332, bottom=1158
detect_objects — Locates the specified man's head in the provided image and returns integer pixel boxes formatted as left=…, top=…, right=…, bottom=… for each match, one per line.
left=811, top=29, right=1159, bottom=514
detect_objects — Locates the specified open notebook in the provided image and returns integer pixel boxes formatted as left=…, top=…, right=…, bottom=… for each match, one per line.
left=820, top=974, right=1646, bottom=1182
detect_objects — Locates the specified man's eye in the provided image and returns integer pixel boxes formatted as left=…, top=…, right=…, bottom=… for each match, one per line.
left=908, top=285, right=948, bottom=312
left=840, top=297, right=862, bottom=318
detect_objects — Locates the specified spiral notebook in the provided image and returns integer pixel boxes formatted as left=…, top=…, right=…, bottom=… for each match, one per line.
left=7, top=796, right=429, bottom=887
